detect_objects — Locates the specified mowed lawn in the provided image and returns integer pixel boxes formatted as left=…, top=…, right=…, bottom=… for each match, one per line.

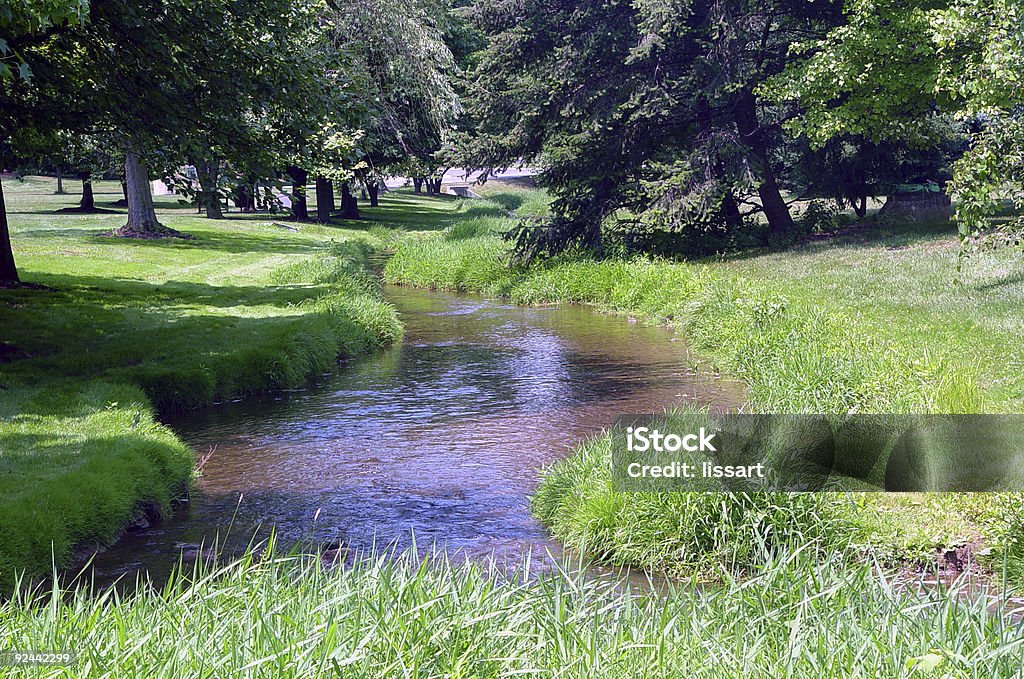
left=0, top=176, right=438, bottom=580
left=717, top=220, right=1024, bottom=413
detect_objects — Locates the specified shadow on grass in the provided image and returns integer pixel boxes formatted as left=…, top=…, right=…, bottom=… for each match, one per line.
left=477, top=191, right=525, bottom=214
left=7, top=271, right=330, bottom=312
left=0, top=268, right=371, bottom=413
left=361, top=193, right=461, bottom=231
left=91, top=228, right=320, bottom=256
left=715, top=219, right=959, bottom=263
left=974, top=270, right=1024, bottom=292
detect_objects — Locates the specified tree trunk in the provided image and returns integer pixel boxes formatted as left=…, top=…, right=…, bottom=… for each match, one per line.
left=286, top=166, right=309, bottom=220
left=111, top=179, right=129, bottom=207
left=236, top=182, right=255, bottom=212
left=56, top=169, right=65, bottom=194
left=198, top=160, right=223, bottom=219
left=315, top=176, right=334, bottom=223
left=339, top=182, right=360, bottom=219
left=721, top=189, right=743, bottom=230
left=367, top=181, right=379, bottom=207
left=0, top=176, right=19, bottom=284
left=855, top=194, right=867, bottom=219
left=733, top=89, right=794, bottom=237
left=413, top=177, right=423, bottom=193
left=80, top=176, right=95, bottom=210
left=115, top=152, right=182, bottom=237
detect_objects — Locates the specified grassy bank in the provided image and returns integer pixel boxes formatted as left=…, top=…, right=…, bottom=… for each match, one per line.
left=384, top=185, right=1024, bottom=575
left=0, top=177, right=404, bottom=580
left=2, top=548, right=1022, bottom=677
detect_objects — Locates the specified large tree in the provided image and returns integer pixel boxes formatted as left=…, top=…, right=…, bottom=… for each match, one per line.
left=65, top=0, right=334, bottom=236
left=464, top=0, right=844, bottom=260
left=768, top=0, right=1024, bottom=254
left=329, top=0, right=460, bottom=207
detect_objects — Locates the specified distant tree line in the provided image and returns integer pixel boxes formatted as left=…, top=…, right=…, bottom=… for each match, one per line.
left=3, top=0, right=1020, bottom=283
left=0, top=0, right=475, bottom=284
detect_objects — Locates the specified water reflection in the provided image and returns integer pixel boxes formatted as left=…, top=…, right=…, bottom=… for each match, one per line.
left=86, top=287, right=739, bottom=581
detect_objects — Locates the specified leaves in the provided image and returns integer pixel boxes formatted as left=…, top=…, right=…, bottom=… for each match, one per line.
left=771, top=0, right=1024, bottom=256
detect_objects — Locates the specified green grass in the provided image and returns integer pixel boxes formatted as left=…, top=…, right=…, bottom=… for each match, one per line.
left=2, top=546, right=1023, bottom=677
left=383, top=185, right=1024, bottom=576
left=0, top=382, right=192, bottom=582
left=4, top=177, right=1024, bottom=673
left=0, top=176, right=411, bottom=580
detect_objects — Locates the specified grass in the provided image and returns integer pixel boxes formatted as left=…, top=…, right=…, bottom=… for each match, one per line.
left=383, top=184, right=1024, bottom=576
left=3, top=177, right=1024, bottom=674
left=0, top=383, right=192, bottom=583
left=0, top=176, right=410, bottom=581
left=2, top=545, right=1023, bottom=677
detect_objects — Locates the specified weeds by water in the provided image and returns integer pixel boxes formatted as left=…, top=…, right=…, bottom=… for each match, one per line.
left=1, top=543, right=1022, bottom=677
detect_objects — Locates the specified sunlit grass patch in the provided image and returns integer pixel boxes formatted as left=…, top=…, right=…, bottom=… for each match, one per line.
left=2, top=545, right=1022, bottom=677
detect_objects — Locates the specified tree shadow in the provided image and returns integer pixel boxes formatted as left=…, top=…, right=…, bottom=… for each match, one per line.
left=477, top=191, right=524, bottom=214
left=91, top=228, right=320, bottom=256
left=716, top=219, right=959, bottom=263
left=360, top=193, right=462, bottom=231
left=0, top=267, right=379, bottom=414
left=973, top=270, right=1024, bottom=292
left=10, top=271, right=332, bottom=311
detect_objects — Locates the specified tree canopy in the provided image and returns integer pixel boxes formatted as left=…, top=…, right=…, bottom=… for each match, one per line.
left=769, top=0, right=1024, bottom=254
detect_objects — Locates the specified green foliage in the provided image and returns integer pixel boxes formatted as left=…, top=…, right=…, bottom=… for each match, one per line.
left=783, top=117, right=969, bottom=218
left=770, top=0, right=1024, bottom=255
left=2, top=547, right=1023, bottom=676
left=0, top=0, right=87, bottom=79
left=466, top=0, right=847, bottom=259
left=0, top=381, right=192, bottom=582
left=532, top=418, right=860, bottom=578
left=329, top=0, right=461, bottom=178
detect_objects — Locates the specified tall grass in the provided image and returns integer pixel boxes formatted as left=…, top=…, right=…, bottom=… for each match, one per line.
left=1, top=545, right=1022, bottom=677
left=387, top=241, right=987, bottom=414
left=530, top=418, right=864, bottom=578
left=383, top=187, right=1022, bottom=576
left=0, top=382, right=192, bottom=584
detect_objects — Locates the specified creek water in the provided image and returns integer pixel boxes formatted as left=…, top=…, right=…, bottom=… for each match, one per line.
left=86, top=286, right=739, bottom=582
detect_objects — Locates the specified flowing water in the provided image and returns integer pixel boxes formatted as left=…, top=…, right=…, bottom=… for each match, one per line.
left=86, top=286, right=740, bottom=581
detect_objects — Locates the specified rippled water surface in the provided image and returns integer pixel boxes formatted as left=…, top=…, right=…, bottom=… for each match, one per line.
left=88, top=286, right=739, bottom=580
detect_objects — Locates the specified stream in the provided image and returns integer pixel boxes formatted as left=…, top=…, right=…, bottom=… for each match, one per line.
left=86, top=286, right=740, bottom=582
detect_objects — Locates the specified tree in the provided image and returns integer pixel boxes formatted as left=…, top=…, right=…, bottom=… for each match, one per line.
left=0, top=0, right=89, bottom=284
left=464, top=0, right=845, bottom=261
left=784, top=117, right=968, bottom=218
left=768, top=0, right=1024, bottom=255
left=328, top=0, right=460, bottom=206
left=48, top=0, right=337, bottom=236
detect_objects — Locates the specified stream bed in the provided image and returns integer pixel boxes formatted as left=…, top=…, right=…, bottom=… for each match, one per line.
left=86, top=286, right=740, bottom=581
